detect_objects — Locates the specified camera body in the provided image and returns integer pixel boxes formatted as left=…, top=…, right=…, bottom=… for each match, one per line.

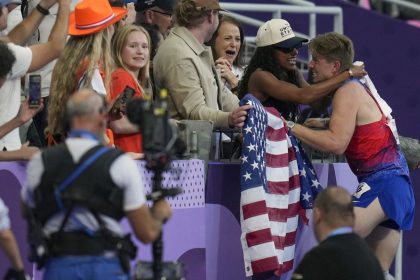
left=109, top=86, right=135, bottom=119
left=126, top=90, right=185, bottom=171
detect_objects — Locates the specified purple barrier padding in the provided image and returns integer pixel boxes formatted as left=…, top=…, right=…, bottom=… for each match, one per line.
left=0, top=160, right=206, bottom=278
left=1, top=160, right=418, bottom=279
left=332, top=163, right=359, bottom=193
left=313, top=163, right=329, bottom=187
left=206, top=162, right=242, bottom=221
left=206, top=204, right=246, bottom=280
left=136, top=160, right=206, bottom=209
left=126, top=207, right=206, bottom=262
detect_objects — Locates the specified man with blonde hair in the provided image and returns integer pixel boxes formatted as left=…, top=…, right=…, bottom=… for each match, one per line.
left=289, top=32, right=414, bottom=280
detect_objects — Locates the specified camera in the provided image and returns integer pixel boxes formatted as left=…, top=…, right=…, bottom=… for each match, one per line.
left=126, top=89, right=186, bottom=280
left=126, top=89, right=185, bottom=171
left=109, top=86, right=135, bottom=119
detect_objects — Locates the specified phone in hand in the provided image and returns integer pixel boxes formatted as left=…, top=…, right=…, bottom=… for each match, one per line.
left=109, top=86, right=135, bottom=119
left=28, top=74, right=42, bottom=108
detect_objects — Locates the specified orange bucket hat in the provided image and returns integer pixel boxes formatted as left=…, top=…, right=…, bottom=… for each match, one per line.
left=68, top=0, right=127, bottom=36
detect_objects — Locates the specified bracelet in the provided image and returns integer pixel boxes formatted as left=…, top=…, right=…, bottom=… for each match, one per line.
left=36, top=4, right=50, bottom=16
left=323, top=119, right=329, bottom=128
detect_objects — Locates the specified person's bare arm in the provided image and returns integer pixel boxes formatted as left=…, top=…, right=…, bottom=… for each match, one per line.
left=0, top=229, right=24, bottom=270
left=0, top=100, right=43, bottom=139
left=295, top=69, right=310, bottom=88
left=109, top=115, right=139, bottom=134
left=27, top=0, right=71, bottom=72
left=250, top=65, right=365, bottom=105
left=290, top=83, right=359, bottom=154
left=0, top=143, right=40, bottom=161
left=4, top=0, right=59, bottom=45
left=126, top=200, right=172, bottom=243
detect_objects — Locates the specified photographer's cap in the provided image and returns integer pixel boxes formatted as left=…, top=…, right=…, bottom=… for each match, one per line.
left=256, top=19, right=308, bottom=48
left=135, top=0, right=176, bottom=12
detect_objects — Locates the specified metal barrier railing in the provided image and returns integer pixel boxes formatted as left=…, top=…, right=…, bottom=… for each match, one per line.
left=377, top=0, right=420, bottom=12
left=220, top=2, right=344, bottom=39
left=220, top=2, right=343, bottom=72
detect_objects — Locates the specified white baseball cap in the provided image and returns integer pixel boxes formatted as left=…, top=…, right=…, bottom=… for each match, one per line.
left=256, top=19, right=308, bottom=48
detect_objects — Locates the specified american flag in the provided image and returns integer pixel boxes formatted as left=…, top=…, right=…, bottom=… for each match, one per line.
left=239, top=94, right=322, bottom=277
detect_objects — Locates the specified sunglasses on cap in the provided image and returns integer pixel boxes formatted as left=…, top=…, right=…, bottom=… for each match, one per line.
left=274, top=44, right=302, bottom=54
left=150, top=9, right=172, bottom=17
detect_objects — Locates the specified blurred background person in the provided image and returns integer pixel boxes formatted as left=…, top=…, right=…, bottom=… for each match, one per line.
left=207, top=14, right=245, bottom=94
left=110, top=24, right=152, bottom=157
left=109, top=0, right=136, bottom=29
left=0, top=0, right=22, bottom=36
left=1, top=0, right=70, bottom=153
left=25, top=0, right=59, bottom=147
left=135, top=0, right=175, bottom=37
left=140, top=22, right=163, bottom=62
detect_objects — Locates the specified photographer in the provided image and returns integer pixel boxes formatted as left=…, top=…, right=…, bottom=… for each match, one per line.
left=21, top=89, right=172, bottom=280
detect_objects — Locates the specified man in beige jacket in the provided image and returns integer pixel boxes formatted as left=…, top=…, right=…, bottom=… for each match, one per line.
left=153, top=0, right=251, bottom=129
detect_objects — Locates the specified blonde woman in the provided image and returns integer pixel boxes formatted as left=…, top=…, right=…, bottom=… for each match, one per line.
left=109, top=24, right=151, bottom=154
left=47, top=0, right=126, bottom=144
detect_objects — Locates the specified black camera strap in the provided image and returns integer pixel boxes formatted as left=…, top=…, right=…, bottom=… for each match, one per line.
left=54, top=145, right=110, bottom=236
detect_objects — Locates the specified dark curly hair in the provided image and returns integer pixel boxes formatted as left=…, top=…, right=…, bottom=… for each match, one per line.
left=237, top=45, right=298, bottom=99
left=0, top=42, right=16, bottom=79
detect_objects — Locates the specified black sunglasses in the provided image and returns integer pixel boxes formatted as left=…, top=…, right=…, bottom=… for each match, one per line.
left=274, top=46, right=297, bottom=54
left=150, top=9, right=172, bottom=17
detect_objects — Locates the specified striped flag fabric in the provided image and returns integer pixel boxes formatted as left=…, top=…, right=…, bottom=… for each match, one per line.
left=239, top=94, right=322, bottom=277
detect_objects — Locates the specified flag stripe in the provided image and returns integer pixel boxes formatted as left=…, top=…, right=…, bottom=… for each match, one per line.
left=243, top=200, right=268, bottom=220
left=267, top=202, right=301, bottom=222
left=273, top=231, right=298, bottom=249
left=267, top=175, right=300, bottom=194
left=246, top=228, right=275, bottom=247
left=251, top=257, right=280, bottom=274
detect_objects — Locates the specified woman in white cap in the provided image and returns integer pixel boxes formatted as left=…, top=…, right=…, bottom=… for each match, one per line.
left=47, top=0, right=127, bottom=144
left=238, top=19, right=365, bottom=122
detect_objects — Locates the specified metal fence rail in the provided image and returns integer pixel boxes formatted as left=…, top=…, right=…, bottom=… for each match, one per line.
left=220, top=2, right=343, bottom=67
